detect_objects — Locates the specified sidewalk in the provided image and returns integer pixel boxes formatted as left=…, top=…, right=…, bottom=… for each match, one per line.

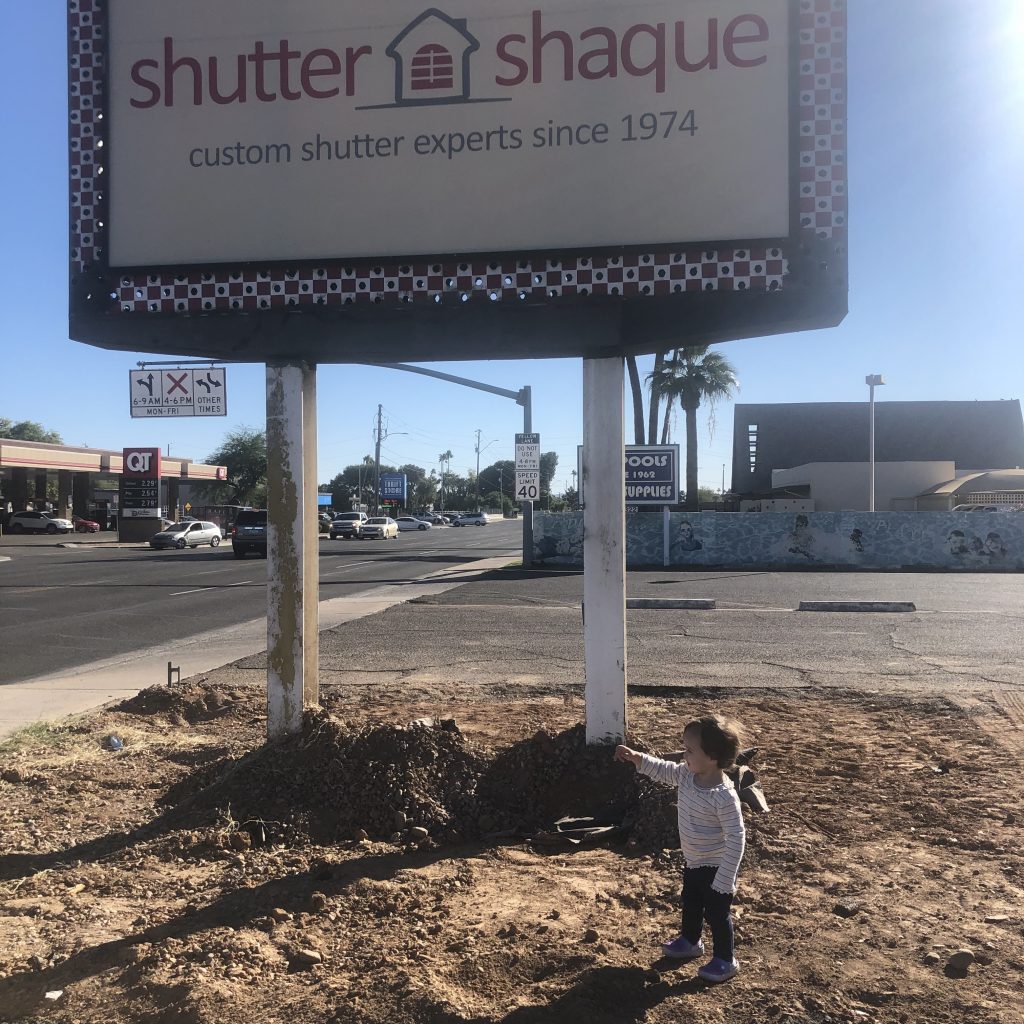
left=0, top=554, right=515, bottom=741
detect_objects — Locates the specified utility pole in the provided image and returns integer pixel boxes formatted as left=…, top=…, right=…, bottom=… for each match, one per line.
left=474, top=429, right=482, bottom=511
left=374, top=404, right=383, bottom=515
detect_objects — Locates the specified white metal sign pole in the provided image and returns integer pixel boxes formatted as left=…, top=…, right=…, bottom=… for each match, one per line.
left=582, top=357, right=627, bottom=744
left=266, top=362, right=319, bottom=739
left=302, top=365, right=320, bottom=705
left=663, top=506, right=671, bottom=567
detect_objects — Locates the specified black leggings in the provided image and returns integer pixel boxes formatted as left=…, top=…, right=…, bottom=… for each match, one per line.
left=681, top=865, right=735, bottom=961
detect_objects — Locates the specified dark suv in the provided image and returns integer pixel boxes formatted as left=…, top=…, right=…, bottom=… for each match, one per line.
left=231, top=509, right=267, bottom=558
left=329, top=511, right=367, bottom=540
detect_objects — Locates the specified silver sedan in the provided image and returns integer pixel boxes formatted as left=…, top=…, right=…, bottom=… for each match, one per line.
left=149, top=521, right=223, bottom=549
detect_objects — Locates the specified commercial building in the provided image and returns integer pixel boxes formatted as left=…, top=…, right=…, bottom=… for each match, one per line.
left=0, top=439, right=226, bottom=528
left=732, top=400, right=1024, bottom=512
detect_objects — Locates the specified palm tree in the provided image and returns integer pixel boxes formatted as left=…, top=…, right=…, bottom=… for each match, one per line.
left=625, top=356, right=647, bottom=443
left=647, top=346, right=739, bottom=511
left=438, top=450, right=453, bottom=510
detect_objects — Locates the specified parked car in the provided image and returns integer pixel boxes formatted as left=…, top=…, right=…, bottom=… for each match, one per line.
left=396, top=516, right=431, bottom=532
left=231, top=509, right=268, bottom=558
left=330, top=511, right=368, bottom=540
left=361, top=516, right=398, bottom=539
left=951, top=504, right=1019, bottom=512
left=150, top=521, right=222, bottom=549
left=72, top=515, right=100, bottom=533
left=453, top=511, right=490, bottom=526
left=418, top=513, right=449, bottom=525
left=6, top=511, right=74, bottom=534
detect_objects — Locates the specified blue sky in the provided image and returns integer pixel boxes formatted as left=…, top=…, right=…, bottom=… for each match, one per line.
left=1, top=2, right=1021, bottom=495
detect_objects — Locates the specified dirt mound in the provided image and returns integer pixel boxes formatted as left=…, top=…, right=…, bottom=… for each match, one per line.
left=166, top=713, right=672, bottom=849
left=475, top=723, right=641, bottom=833
left=113, top=683, right=252, bottom=725
left=180, top=710, right=489, bottom=845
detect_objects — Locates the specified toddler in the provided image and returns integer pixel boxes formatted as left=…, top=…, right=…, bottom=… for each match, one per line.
left=615, top=714, right=746, bottom=982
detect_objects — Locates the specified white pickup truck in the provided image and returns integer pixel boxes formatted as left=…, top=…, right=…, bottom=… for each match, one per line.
left=329, top=511, right=368, bottom=539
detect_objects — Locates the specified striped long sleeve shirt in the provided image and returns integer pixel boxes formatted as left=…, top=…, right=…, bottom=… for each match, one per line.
left=637, top=753, right=746, bottom=893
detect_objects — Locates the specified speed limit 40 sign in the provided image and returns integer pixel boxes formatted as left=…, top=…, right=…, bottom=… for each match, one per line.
left=515, top=432, right=540, bottom=501
left=515, top=471, right=540, bottom=501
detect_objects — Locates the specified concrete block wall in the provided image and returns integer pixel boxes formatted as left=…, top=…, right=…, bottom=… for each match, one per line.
left=533, top=511, right=1024, bottom=571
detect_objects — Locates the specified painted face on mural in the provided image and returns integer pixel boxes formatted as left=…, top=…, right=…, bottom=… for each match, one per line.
left=947, top=530, right=968, bottom=555
left=677, top=521, right=702, bottom=551
left=984, top=532, right=1005, bottom=557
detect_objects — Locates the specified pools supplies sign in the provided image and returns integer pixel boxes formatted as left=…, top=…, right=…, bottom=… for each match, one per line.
left=578, top=444, right=680, bottom=506
left=107, top=0, right=791, bottom=266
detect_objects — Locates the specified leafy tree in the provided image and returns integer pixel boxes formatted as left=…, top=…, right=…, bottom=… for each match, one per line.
left=414, top=472, right=438, bottom=509
left=0, top=419, right=63, bottom=444
left=481, top=489, right=506, bottom=513
left=479, top=460, right=514, bottom=502
left=647, top=346, right=739, bottom=511
left=192, top=426, right=267, bottom=507
left=398, top=464, right=426, bottom=488
left=540, top=451, right=558, bottom=499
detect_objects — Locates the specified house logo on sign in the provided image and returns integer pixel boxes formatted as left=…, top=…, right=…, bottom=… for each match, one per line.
left=360, top=9, right=509, bottom=109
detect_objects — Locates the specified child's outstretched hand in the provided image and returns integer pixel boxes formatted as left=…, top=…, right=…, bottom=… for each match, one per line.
left=614, top=745, right=642, bottom=767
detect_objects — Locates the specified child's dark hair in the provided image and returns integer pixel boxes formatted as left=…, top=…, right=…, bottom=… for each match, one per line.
left=684, top=715, right=743, bottom=769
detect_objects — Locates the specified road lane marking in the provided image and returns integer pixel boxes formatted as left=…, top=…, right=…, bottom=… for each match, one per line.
left=170, top=579, right=254, bottom=596
left=320, top=561, right=373, bottom=577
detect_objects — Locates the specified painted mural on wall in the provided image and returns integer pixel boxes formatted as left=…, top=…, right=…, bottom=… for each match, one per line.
left=533, top=512, right=1024, bottom=571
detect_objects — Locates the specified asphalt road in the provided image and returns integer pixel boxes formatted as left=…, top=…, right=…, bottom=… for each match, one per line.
left=319, top=567, right=1024, bottom=698
left=3, top=524, right=1023, bottom=698
left=0, top=521, right=523, bottom=686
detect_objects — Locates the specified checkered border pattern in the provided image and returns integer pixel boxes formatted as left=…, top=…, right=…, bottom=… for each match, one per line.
left=69, top=0, right=846, bottom=315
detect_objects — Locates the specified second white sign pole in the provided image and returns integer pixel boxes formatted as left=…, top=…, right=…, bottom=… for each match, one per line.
left=582, top=357, right=627, bottom=744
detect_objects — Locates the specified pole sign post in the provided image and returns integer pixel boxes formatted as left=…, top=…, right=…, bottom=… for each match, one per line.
left=119, top=447, right=163, bottom=519
left=515, top=432, right=541, bottom=502
left=380, top=473, right=408, bottom=506
left=71, top=1, right=847, bottom=363
left=129, top=368, right=227, bottom=418
left=577, top=444, right=680, bottom=508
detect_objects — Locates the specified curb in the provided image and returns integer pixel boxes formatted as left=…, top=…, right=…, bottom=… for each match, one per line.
left=627, top=598, right=716, bottom=610
left=797, top=601, right=917, bottom=613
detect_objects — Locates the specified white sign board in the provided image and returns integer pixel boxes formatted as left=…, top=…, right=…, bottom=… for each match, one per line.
left=108, top=0, right=790, bottom=266
left=129, top=368, right=227, bottom=418
left=515, top=432, right=541, bottom=501
left=515, top=471, right=541, bottom=501
left=577, top=443, right=680, bottom=506
left=515, top=433, right=541, bottom=469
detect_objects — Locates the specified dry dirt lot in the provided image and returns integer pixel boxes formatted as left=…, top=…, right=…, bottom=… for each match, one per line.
left=0, top=677, right=1021, bottom=1024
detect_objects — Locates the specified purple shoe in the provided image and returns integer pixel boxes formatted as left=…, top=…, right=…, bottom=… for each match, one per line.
left=697, top=957, right=740, bottom=983
left=660, top=935, right=704, bottom=959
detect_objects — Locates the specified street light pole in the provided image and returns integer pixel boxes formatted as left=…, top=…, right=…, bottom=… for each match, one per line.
left=865, top=374, right=885, bottom=511
left=374, top=404, right=383, bottom=515
left=475, top=429, right=482, bottom=510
